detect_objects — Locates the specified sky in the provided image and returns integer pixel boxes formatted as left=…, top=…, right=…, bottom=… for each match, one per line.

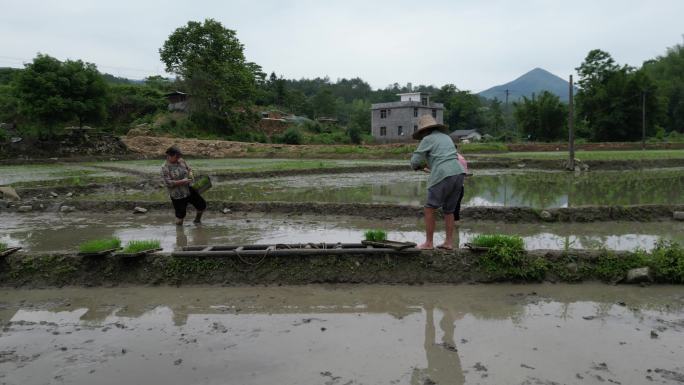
left=1, top=0, right=682, bottom=92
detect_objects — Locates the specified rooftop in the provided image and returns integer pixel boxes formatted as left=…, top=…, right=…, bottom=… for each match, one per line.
left=371, top=101, right=444, bottom=110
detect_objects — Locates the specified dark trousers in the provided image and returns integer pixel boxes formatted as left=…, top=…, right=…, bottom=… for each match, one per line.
left=171, top=187, right=207, bottom=219
left=454, top=184, right=465, bottom=221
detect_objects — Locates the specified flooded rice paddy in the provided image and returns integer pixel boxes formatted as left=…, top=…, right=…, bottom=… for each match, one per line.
left=1, top=284, right=683, bottom=385
left=74, top=167, right=684, bottom=208
left=2, top=212, right=683, bottom=253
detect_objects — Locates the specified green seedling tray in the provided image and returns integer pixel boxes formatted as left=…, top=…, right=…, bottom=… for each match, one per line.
left=77, top=248, right=119, bottom=257
left=361, top=240, right=416, bottom=251
left=115, top=248, right=163, bottom=258
left=0, top=247, right=22, bottom=258
left=464, top=243, right=490, bottom=252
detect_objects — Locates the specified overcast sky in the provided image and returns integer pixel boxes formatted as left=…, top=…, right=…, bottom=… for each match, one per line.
left=1, top=0, right=682, bottom=92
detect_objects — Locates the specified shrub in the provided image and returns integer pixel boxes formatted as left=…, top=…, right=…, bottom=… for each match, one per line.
left=78, top=237, right=121, bottom=253
left=364, top=229, right=387, bottom=242
left=347, top=123, right=362, bottom=144
left=0, top=242, right=7, bottom=250
left=123, top=239, right=161, bottom=253
left=474, top=234, right=548, bottom=281
left=281, top=127, right=303, bottom=145
left=594, top=249, right=649, bottom=282
left=650, top=240, right=684, bottom=283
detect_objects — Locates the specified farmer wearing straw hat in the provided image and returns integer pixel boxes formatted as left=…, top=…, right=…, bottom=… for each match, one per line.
left=410, top=115, right=465, bottom=250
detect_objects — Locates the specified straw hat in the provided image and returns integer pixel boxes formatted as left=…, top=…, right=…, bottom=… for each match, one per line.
left=412, top=114, right=448, bottom=140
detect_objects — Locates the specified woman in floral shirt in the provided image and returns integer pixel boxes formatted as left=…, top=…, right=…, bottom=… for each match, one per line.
left=161, top=146, right=206, bottom=225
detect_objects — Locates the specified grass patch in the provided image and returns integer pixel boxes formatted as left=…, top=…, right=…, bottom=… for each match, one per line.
left=364, top=229, right=387, bottom=242
left=471, top=234, right=524, bottom=250
left=78, top=237, right=121, bottom=253
left=0, top=242, right=7, bottom=250
left=474, top=234, right=548, bottom=281
left=123, top=239, right=161, bottom=254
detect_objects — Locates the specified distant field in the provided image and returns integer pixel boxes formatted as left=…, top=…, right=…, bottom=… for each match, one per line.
left=486, top=149, right=684, bottom=161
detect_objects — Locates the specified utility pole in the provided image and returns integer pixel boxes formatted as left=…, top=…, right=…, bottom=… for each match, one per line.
left=568, top=75, right=575, bottom=171
left=642, top=91, right=646, bottom=150
left=504, top=89, right=510, bottom=108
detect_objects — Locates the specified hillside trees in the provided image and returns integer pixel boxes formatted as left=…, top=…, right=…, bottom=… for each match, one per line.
left=514, top=91, right=567, bottom=141
left=575, top=49, right=662, bottom=141
left=12, top=54, right=108, bottom=136
left=644, top=42, right=684, bottom=133
left=159, top=18, right=260, bottom=133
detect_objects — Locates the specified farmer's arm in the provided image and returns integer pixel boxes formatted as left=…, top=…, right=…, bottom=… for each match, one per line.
left=410, top=137, right=432, bottom=170
left=161, top=165, right=189, bottom=187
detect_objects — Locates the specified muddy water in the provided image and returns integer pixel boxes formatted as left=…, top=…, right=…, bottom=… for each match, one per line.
left=0, top=164, right=128, bottom=186
left=0, top=285, right=683, bottom=385
left=196, top=168, right=684, bottom=208
left=2, top=212, right=683, bottom=252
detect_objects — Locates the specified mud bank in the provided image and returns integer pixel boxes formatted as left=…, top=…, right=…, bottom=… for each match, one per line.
left=4, top=200, right=683, bottom=222
left=0, top=248, right=670, bottom=288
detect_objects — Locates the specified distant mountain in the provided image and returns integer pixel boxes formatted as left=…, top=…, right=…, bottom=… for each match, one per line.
left=478, top=68, right=573, bottom=102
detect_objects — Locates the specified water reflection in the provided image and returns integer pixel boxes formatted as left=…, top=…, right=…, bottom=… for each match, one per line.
left=201, top=169, right=684, bottom=208
left=2, top=213, right=684, bottom=253
left=1, top=285, right=683, bottom=385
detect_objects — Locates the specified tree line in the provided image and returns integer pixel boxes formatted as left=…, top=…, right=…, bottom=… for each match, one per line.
left=0, top=18, right=682, bottom=143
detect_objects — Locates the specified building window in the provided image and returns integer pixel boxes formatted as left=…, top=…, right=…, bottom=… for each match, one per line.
left=387, top=109, right=391, bottom=116
left=380, top=109, right=386, bottom=119
left=380, top=126, right=386, bottom=136
left=414, top=125, right=418, bottom=133
left=432, top=109, right=437, bottom=118
left=398, top=126, right=403, bottom=136
left=421, top=97, right=428, bottom=106
left=413, top=108, right=418, bottom=117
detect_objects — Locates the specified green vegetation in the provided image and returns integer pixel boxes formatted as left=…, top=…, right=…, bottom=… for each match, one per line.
left=364, top=230, right=387, bottom=242
left=474, top=234, right=548, bottom=281
left=0, top=242, right=7, bottom=251
left=78, top=237, right=121, bottom=253
left=514, top=91, right=567, bottom=141
left=650, top=240, right=684, bottom=283
left=2, top=22, right=684, bottom=146
left=488, top=149, right=684, bottom=161
left=471, top=234, right=525, bottom=249
left=123, top=240, right=161, bottom=254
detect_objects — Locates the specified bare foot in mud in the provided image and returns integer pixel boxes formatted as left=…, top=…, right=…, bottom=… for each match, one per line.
left=417, top=242, right=434, bottom=250
left=437, top=244, right=453, bottom=250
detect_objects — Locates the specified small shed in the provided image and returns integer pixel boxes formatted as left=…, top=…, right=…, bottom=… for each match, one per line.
left=165, top=91, right=189, bottom=112
left=449, top=129, right=482, bottom=142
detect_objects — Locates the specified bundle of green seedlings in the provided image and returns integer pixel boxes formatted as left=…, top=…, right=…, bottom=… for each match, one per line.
left=471, top=234, right=547, bottom=281
left=122, top=239, right=161, bottom=254
left=471, top=234, right=525, bottom=250
left=78, top=237, right=122, bottom=253
left=364, top=229, right=387, bottom=242
left=0, top=242, right=7, bottom=251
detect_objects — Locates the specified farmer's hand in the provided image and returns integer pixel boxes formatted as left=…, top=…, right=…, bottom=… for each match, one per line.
left=176, top=178, right=191, bottom=186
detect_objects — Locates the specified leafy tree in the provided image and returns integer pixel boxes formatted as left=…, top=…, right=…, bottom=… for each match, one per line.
left=13, top=54, right=108, bottom=135
left=107, top=85, right=166, bottom=130
left=159, top=19, right=259, bottom=133
left=444, top=91, right=484, bottom=131
left=576, top=50, right=661, bottom=141
left=144, top=75, right=174, bottom=92
left=513, top=91, right=567, bottom=141
left=312, top=88, right=336, bottom=117
left=643, top=42, right=684, bottom=133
